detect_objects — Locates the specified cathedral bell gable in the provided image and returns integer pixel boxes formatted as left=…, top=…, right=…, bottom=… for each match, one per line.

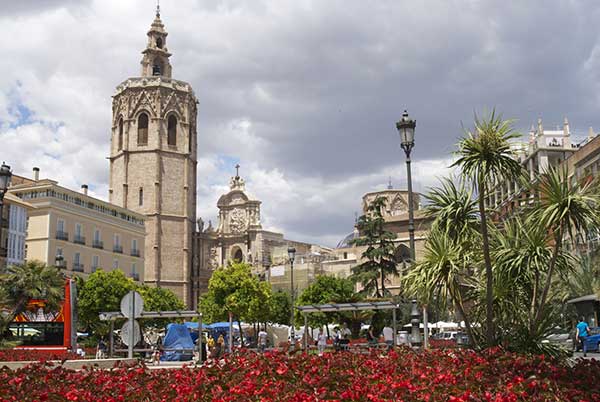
left=140, top=7, right=173, bottom=78
left=216, top=166, right=262, bottom=234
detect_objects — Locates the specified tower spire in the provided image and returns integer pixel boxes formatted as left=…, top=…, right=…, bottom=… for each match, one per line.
left=140, top=4, right=172, bottom=78
left=156, top=0, right=160, bottom=17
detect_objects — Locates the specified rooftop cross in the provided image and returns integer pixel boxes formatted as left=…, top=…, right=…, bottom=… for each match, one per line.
left=235, top=164, right=240, bottom=178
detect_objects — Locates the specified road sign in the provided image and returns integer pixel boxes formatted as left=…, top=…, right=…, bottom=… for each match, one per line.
left=120, top=291, right=144, bottom=319
left=120, top=320, right=141, bottom=347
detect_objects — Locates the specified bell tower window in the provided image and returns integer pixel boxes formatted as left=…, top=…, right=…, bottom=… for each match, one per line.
left=167, top=115, right=177, bottom=146
left=117, top=118, right=123, bottom=151
left=156, top=37, right=163, bottom=49
left=137, top=113, right=148, bottom=145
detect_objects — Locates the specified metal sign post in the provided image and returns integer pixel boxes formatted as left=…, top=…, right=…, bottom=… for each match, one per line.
left=120, top=291, right=144, bottom=359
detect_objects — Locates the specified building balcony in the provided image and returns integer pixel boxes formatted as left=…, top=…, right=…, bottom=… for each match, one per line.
left=73, top=235, right=86, bottom=245
left=55, top=231, right=69, bottom=241
left=113, top=245, right=123, bottom=254
left=131, top=249, right=141, bottom=257
left=72, top=263, right=84, bottom=273
left=92, top=240, right=104, bottom=249
left=130, top=272, right=140, bottom=281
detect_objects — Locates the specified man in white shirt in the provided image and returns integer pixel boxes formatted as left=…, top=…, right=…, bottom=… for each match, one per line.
left=257, top=328, right=268, bottom=353
left=382, top=326, right=394, bottom=350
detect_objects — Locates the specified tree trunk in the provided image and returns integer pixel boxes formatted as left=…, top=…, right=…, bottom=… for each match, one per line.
left=380, top=267, right=386, bottom=297
left=533, top=227, right=562, bottom=328
left=452, top=281, right=479, bottom=350
left=477, top=176, right=495, bottom=347
left=238, top=320, right=245, bottom=348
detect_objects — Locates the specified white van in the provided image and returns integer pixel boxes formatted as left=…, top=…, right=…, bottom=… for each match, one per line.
left=439, top=331, right=458, bottom=341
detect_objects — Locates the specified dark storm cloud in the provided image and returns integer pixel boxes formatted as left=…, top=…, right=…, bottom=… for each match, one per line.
left=166, top=0, right=600, bottom=179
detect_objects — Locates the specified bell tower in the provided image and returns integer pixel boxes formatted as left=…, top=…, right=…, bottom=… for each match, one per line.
left=108, top=7, right=198, bottom=306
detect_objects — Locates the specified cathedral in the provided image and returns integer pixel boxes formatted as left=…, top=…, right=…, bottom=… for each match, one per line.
left=107, top=8, right=431, bottom=308
left=108, top=9, right=199, bottom=305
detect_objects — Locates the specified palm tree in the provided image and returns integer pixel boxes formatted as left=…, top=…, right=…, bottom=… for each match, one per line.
left=452, top=110, right=523, bottom=346
left=403, top=228, right=479, bottom=349
left=424, top=177, right=479, bottom=243
left=0, top=260, right=66, bottom=335
left=529, top=167, right=600, bottom=328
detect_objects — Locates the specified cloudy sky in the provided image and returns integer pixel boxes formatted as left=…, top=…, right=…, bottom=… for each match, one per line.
left=2, top=0, right=600, bottom=247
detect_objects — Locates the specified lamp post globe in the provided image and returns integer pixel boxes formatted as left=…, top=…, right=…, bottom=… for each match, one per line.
left=396, top=110, right=416, bottom=157
left=287, top=246, right=296, bottom=350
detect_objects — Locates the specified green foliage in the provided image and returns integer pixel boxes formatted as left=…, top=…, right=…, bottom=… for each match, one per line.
left=452, top=109, right=524, bottom=346
left=77, top=269, right=136, bottom=335
left=0, top=261, right=66, bottom=337
left=269, top=290, right=291, bottom=325
left=137, top=285, right=186, bottom=328
left=296, top=275, right=360, bottom=327
left=199, top=262, right=272, bottom=324
left=350, top=197, right=399, bottom=297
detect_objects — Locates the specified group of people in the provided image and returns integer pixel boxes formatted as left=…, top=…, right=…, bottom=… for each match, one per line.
left=206, top=333, right=225, bottom=359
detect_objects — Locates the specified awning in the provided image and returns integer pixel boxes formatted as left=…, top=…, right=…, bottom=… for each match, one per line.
left=296, top=301, right=399, bottom=313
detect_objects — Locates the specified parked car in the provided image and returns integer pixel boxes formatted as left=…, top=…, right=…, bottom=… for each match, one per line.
left=455, top=332, right=470, bottom=346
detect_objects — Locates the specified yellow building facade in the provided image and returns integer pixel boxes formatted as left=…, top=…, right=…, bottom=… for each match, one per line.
left=9, top=173, right=145, bottom=280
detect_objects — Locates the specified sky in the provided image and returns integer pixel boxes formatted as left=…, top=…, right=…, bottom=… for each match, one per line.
left=2, top=0, right=600, bottom=247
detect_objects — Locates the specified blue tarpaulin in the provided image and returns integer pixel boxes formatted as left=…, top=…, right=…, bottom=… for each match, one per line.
left=161, top=324, right=194, bottom=361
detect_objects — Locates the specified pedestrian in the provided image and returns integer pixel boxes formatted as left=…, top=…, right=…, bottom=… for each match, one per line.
left=576, top=316, right=590, bottom=357
left=333, top=327, right=341, bottom=352
left=95, top=337, right=107, bottom=359
left=340, top=323, right=351, bottom=351
left=367, top=326, right=377, bottom=348
left=317, top=328, right=327, bottom=356
left=216, top=334, right=225, bottom=357
left=382, top=326, right=394, bottom=350
left=258, top=327, right=268, bottom=353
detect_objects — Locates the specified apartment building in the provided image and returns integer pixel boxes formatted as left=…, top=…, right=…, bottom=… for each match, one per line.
left=8, top=169, right=145, bottom=281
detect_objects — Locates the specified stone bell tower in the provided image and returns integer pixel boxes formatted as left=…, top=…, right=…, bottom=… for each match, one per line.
left=108, top=6, right=198, bottom=305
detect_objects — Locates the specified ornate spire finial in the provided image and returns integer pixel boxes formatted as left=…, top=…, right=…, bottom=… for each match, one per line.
left=235, top=164, right=240, bottom=178
left=387, top=176, right=393, bottom=190
left=156, top=0, right=160, bottom=17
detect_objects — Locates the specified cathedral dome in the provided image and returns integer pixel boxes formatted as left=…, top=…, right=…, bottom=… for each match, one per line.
left=336, top=230, right=359, bottom=249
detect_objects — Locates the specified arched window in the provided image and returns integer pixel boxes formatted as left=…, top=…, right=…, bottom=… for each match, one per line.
left=152, top=59, right=163, bottom=76
left=167, top=115, right=177, bottom=146
left=137, top=113, right=148, bottom=145
left=117, top=118, right=123, bottom=150
left=233, top=248, right=243, bottom=263
left=156, top=37, right=163, bottom=49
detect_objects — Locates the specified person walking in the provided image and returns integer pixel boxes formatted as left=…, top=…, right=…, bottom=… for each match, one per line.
left=258, top=328, right=268, bottom=353
left=382, top=326, right=394, bottom=350
left=95, top=337, right=107, bottom=359
left=216, top=334, right=225, bottom=358
left=576, top=317, right=590, bottom=357
left=317, top=328, right=327, bottom=356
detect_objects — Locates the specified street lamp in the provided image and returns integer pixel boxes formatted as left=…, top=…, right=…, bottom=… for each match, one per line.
left=395, top=111, right=416, bottom=261
left=288, top=246, right=296, bottom=351
left=0, top=162, right=13, bottom=270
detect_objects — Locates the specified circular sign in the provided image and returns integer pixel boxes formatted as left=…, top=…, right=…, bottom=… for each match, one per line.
left=120, top=291, right=144, bottom=319
left=120, top=320, right=141, bottom=347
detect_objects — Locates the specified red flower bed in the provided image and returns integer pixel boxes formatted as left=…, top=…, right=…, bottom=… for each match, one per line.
left=0, top=347, right=599, bottom=401
left=429, top=339, right=459, bottom=349
left=0, top=349, right=82, bottom=362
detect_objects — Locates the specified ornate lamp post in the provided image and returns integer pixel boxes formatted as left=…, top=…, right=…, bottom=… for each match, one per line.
left=395, top=111, right=416, bottom=260
left=0, top=162, right=13, bottom=270
left=55, top=253, right=66, bottom=269
left=288, top=246, right=296, bottom=351
left=410, top=299, right=421, bottom=347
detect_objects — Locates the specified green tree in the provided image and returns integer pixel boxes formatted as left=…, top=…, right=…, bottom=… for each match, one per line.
left=0, top=260, right=65, bottom=337
left=77, top=269, right=136, bottom=335
left=528, top=167, right=600, bottom=329
left=137, top=285, right=185, bottom=328
left=269, top=290, right=291, bottom=325
left=452, top=110, right=523, bottom=345
left=351, top=197, right=399, bottom=297
left=199, top=262, right=272, bottom=344
left=296, top=275, right=360, bottom=332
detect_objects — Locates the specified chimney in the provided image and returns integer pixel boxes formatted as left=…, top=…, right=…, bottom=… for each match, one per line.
left=33, top=167, right=39, bottom=181
left=81, top=184, right=88, bottom=195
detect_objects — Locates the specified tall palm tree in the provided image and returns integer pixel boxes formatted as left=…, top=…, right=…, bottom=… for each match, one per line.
left=529, top=167, right=600, bottom=327
left=403, top=228, right=479, bottom=349
left=0, top=260, right=65, bottom=335
left=452, top=110, right=523, bottom=346
left=424, top=177, right=479, bottom=243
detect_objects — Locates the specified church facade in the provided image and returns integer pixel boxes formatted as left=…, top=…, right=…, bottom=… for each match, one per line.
left=108, top=10, right=199, bottom=305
